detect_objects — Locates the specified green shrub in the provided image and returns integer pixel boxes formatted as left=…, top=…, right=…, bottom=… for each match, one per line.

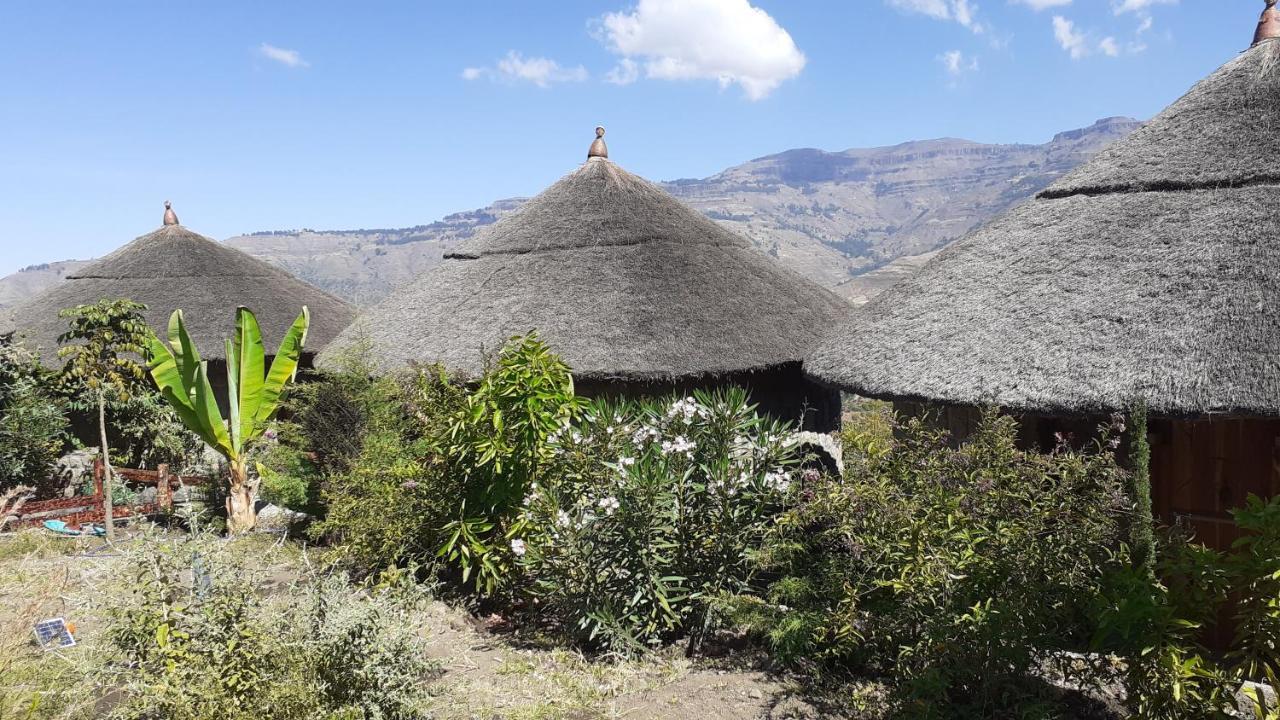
left=0, top=334, right=69, bottom=496
left=283, top=572, right=442, bottom=718
left=289, top=341, right=386, bottom=478
left=312, top=365, right=467, bottom=576
left=438, top=333, right=584, bottom=595
left=1094, top=496, right=1280, bottom=719
left=743, top=410, right=1130, bottom=714
left=516, top=388, right=800, bottom=655
left=100, top=533, right=441, bottom=720
left=1127, top=400, right=1156, bottom=577
left=103, top=534, right=275, bottom=719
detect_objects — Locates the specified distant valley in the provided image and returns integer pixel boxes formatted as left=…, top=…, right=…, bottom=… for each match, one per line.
left=0, top=117, right=1141, bottom=310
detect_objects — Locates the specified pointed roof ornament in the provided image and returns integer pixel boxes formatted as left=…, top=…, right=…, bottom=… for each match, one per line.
left=1255, top=0, right=1280, bottom=46
left=162, top=200, right=180, bottom=226
left=587, top=126, right=608, bottom=160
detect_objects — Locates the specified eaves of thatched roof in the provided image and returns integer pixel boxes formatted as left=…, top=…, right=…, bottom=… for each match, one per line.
left=806, top=33, right=1280, bottom=418
left=5, top=214, right=356, bottom=364
left=321, top=137, right=849, bottom=380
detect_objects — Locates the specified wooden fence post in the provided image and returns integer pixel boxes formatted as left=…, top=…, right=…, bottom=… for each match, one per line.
left=157, top=464, right=172, bottom=511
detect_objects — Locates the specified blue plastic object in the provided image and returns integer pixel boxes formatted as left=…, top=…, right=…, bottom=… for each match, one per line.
left=43, top=520, right=80, bottom=536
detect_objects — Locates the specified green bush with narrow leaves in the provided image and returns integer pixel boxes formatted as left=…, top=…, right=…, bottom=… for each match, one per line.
left=437, top=333, right=584, bottom=595
left=515, top=389, right=801, bottom=654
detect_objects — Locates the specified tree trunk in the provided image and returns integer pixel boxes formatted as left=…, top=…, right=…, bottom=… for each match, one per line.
left=225, top=459, right=257, bottom=535
left=97, top=391, right=115, bottom=541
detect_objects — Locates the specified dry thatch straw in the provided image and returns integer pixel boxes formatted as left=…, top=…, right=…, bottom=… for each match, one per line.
left=807, top=38, right=1280, bottom=418
left=320, top=152, right=849, bottom=381
left=3, top=220, right=356, bottom=365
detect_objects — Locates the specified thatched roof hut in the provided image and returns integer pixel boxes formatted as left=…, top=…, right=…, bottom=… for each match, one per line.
left=5, top=203, right=356, bottom=365
left=322, top=129, right=849, bottom=429
left=809, top=14, right=1280, bottom=419
left=806, top=6, right=1280, bottom=552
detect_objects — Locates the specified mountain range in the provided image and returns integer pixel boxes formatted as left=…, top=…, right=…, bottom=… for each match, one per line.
left=0, top=116, right=1141, bottom=311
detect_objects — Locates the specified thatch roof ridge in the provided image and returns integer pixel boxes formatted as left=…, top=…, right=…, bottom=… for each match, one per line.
left=806, top=39, right=1280, bottom=418
left=448, top=157, right=756, bottom=259
left=322, top=155, right=849, bottom=379
left=1042, top=40, right=1280, bottom=199
left=6, top=223, right=356, bottom=364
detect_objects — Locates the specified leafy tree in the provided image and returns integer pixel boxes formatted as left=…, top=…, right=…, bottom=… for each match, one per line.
left=146, top=307, right=308, bottom=534
left=0, top=333, right=68, bottom=495
left=58, top=300, right=151, bottom=539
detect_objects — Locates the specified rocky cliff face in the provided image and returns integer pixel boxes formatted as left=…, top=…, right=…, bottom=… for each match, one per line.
left=1, top=118, right=1140, bottom=310
left=664, top=117, right=1142, bottom=297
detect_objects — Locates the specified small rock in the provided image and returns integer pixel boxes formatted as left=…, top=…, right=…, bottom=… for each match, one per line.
left=1238, top=681, right=1278, bottom=717
left=747, top=688, right=764, bottom=700
left=253, top=503, right=309, bottom=533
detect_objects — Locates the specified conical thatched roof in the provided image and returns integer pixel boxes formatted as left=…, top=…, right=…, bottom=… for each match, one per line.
left=5, top=214, right=356, bottom=364
left=321, top=136, right=848, bottom=379
left=807, top=35, right=1280, bottom=418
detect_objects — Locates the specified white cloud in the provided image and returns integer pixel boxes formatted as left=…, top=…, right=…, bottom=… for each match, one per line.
left=1052, top=15, right=1089, bottom=58
left=1112, top=0, right=1176, bottom=14
left=938, top=49, right=979, bottom=76
left=462, top=51, right=588, bottom=88
left=598, top=0, right=806, bottom=101
left=258, top=43, right=308, bottom=68
left=1010, top=0, right=1071, bottom=10
left=887, top=0, right=985, bottom=33
left=1052, top=16, right=1131, bottom=59
left=606, top=58, right=640, bottom=86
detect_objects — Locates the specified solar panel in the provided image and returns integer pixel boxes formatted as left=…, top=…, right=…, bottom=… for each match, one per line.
left=33, top=618, right=76, bottom=650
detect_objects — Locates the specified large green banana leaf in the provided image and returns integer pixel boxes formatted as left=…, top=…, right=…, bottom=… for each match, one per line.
left=145, top=306, right=308, bottom=464
left=255, top=307, right=309, bottom=429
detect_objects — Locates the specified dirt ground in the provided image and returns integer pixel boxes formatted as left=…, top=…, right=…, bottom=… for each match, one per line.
left=0, top=528, right=842, bottom=720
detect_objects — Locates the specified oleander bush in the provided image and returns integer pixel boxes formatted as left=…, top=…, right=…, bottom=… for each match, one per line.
left=736, top=410, right=1132, bottom=715
left=515, top=389, right=802, bottom=654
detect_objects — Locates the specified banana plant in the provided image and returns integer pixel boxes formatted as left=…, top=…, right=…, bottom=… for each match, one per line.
left=145, top=306, right=309, bottom=534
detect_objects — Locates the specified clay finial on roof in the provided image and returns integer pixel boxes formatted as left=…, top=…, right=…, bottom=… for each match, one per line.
left=588, top=126, right=608, bottom=159
left=162, top=200, right=180, bottom=226
left=1255, top=0, right=1280, bottom=46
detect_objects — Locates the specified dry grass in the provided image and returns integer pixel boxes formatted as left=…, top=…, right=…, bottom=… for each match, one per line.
left=0, top=527, right=810, bottom=720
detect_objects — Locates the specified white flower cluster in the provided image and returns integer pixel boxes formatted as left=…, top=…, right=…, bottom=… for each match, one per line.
left=631, top=424, right=660, bottom=445
left=596, top=496, right=620, bottom=516
left=763, top=470, right=792, bottom=493
left=510, top=538, right=526, bottom=556
left=708, top=476, right=741, bottom=498
left=660, top=435, right=696, bottom=457
left=666, top=396, right=704, bottom=422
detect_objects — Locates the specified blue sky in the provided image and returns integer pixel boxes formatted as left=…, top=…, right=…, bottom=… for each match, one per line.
left=0, top=0, right=1257, bottom=275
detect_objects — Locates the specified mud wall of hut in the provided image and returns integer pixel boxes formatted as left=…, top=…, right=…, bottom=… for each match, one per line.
left=575, top=362, right=840, bottom=433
